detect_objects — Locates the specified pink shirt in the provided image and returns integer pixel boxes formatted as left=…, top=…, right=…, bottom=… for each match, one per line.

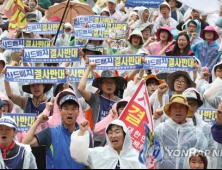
left=146, top=41, right=174, bottom=55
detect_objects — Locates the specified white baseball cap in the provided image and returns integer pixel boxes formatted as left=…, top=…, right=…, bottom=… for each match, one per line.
left=0, top=117, right=17, bottom=130
left=64, top=23, right=72, bottom=29
left=108, top=0, right=117, bottom=4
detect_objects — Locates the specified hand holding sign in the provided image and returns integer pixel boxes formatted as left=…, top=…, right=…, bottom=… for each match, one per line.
left=88, top=62, right=97, bottom=71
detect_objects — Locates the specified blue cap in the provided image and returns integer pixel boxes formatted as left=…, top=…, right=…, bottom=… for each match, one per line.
left=0, top=117, right=17, bottom=130
left=60, top=95, right=79, bottom=107
left=0, top=100, right=6, bottom=108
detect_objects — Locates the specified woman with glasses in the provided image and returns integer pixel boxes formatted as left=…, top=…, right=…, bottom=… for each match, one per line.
left=151, top=71, right=196, bottom=128
left=70, top=119, right=146, bottom=169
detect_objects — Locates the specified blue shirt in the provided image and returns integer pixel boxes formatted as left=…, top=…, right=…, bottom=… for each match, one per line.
left=36, top=123, right=90, bottom=169
left=171, top=11, right=177, bottom=22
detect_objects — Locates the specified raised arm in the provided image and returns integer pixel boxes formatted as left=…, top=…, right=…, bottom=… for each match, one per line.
left=78, top=63, right=97, bottom=101
left=22, top=114, right=49, bottom=147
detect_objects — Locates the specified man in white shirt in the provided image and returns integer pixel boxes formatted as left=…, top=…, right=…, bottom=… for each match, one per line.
left=107, top=0, right=123, bottom=22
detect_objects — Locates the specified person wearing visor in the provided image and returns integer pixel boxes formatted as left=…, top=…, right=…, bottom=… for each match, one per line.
left=23, top=92, right=91, bottom=169
left=154, top=94, right=208, bottom=169
left=0, top=117, right=37, bottom=169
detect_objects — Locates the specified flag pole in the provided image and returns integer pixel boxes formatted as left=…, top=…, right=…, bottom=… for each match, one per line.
left=53, top=0, right=71, bottom=46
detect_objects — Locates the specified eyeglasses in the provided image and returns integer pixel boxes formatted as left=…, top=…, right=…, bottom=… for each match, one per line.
left=216, top=69, right=222, bottom=73
left=102, top=81, right=116, bottom=85
left=174, top=79, right=187, bottom=85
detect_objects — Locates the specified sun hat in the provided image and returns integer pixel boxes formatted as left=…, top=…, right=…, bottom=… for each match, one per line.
left=156, top=71, right=173, bottom=80
left=182, top=88, right=203, bottom=108
left=15, top=30, right=34, bottom=39
left=156, top=26, right=174, bottom=42
left=25, top=13, right=38, bottom=22
left=50, top=16, right=61, bottom=22
left=92, top=70, right=126, bottom=89
left=164, top=94, right=193, bottom=117
left=200, top=26, right=219, bottom=41
left=128, top=28, right=144, bottom=44
left=82, top=43, right=102, bottom=55
left=166, top=0, right=182, bottom=8
left=167, top=71, right=196, bottom=91
left=60, top=95, right=79, bottom=107
left=144, top=75, right=164, bottom=85
left=0, top=117, right=17, bottom=130
left=139, top=23, right=154, bottom=33
left=22, top=84, right=53, bottom=94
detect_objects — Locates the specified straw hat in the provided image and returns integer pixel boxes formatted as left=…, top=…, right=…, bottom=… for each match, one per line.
left=144, top=75, right=164, bottom=85
left=164, top=94, right=193, bottom=117
left=22, top=84, right=53, bottom=94
left=92, top=70, right=126, bottom=89
left=167, top=71, right=196, bottom=91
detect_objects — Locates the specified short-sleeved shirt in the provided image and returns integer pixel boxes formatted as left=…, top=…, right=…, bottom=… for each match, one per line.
left=35, top=124, right=93, bottom=148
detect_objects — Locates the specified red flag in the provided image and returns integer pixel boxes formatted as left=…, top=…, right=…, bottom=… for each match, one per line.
left=119, top=80, right=154, bottom=152
left=0, top=0, right=14, bottom=19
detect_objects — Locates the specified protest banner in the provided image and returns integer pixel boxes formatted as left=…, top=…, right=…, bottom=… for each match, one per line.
left=5, top=67, right=66, bottom=84
left=73, top=28, right=110, bottom=40
left=68, top=68, right=94, bottom=82
left=87, top=23, right=128, bottom=31
left=197, top=108, right=217, bottom=125
left=125, top=0, right=164, bottom=8
left=74, top=15, right=114, bottom=27
left=23, top=23, right=64, bottom=34
left=88, top=55, right=143, bottom=70
left=23, top=47, right=79, bottom=63
left=119, top=80, right=154, bottom=151
left=1, top=38, right=51, bottom=52
left=75, top=37, right=86, bottom=46
left=144, top=56, right=195, bottom=71
left=3, top=113, right=36, bottom=132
